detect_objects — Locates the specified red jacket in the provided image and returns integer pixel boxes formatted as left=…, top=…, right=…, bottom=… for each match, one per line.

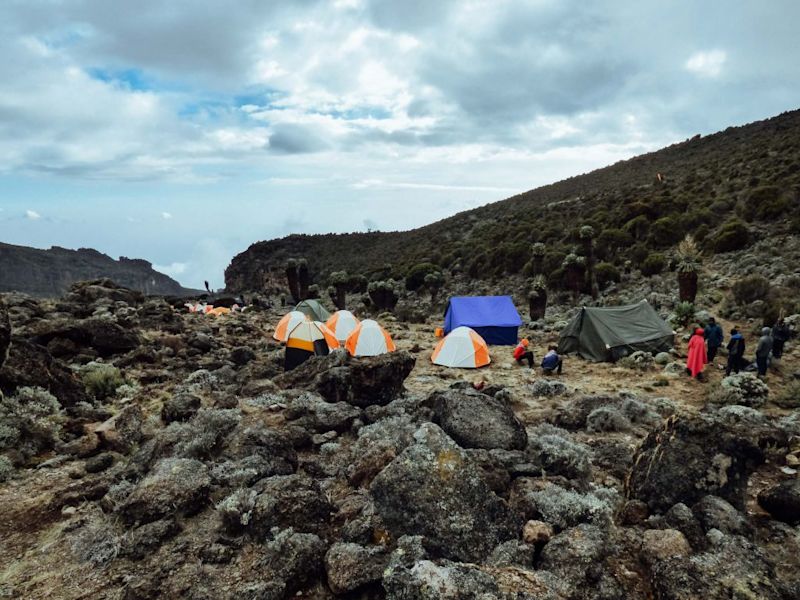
left=513, top=344, right=526, bottom=360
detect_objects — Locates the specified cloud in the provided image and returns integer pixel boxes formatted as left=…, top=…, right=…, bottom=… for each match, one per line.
left=161, top=212, right=172, bottom=219
left=153, top=261, right=187, bottom=277
left=685, top=50, right=726, bottom=78
left=25, top=209, right=41, bottom=220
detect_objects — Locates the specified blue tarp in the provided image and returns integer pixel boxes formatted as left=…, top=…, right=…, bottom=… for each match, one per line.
left=443, top=296, right=522, bottom=345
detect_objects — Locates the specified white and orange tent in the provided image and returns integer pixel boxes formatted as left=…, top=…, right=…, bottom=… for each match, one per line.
left=284, top=320, right=340, bottom=371
left=345, top=319, right=396, bottom=356
left=431, top=326, right=490, bottom=368
left=273, top=311, right=308, bottom=342
left=326, top=310, right=360, bottom=343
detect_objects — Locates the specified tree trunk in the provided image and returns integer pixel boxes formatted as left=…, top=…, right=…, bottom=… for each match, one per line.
left=529, top=291, right=547, bottom=320
left=678, top=271, right=698, bottom=303
left=286, top=265, right=300, bottom=304
left=298, top=263, right=310, bottom=301
left=335, top=285, right=347, bottom=310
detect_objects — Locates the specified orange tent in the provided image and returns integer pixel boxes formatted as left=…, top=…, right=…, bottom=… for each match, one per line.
left=431, top=326, right=490, bottom=368
left=326, top=310, right=360, bottom=342
left=208, top=306, right=231, bottom=317
left=273, top=311, right=308, bottom=341
left=345, top=319, right=396, bottom=356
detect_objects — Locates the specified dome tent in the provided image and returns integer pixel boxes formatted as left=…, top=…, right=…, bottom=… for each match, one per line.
left=431, top=326, right=490, bottom=368
left=326, top=310, right=360, bottom=343
left=284, top=320, right=339, bottom=371
left=345, top=319, right=395, bottom=356
left=295, top=299, right=331, bottom=322
left=557, top=300, right=675, bottom=362
left=273, top=311, right=308, bottom=342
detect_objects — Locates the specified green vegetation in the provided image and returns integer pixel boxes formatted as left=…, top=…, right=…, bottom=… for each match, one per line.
left=81, top=363, right=126, bottom=402
left=641, top=253, right=666, bottom=276
left=594, top=262, right=620, bottom=289
left=710, top=219, right=749, bottom=253
left=673, top=301, right=696, bottom=327
left=732, top=274, right=771, bottom=305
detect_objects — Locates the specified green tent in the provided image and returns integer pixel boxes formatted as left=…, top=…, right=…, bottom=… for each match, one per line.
left=294, top=299, right=331, bottom=322
left=558, top=300, right=674, bottom=362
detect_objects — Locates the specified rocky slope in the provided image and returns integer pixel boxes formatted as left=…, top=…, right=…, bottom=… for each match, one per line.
left=226, top=108, right=800, bottom=292
left=1, top=278, right=799, bottom=599
left=0, top=242, right=197, bottom=297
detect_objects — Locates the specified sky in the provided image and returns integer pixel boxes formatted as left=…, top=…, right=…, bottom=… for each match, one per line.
left=0, top=1, right=798, bottom=289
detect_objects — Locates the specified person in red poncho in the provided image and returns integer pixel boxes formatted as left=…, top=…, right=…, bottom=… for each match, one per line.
left=686, top=327, right=708, bottom=379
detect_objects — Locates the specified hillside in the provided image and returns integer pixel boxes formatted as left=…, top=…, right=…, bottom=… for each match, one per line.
left=0, top=242, right=197, bottom=298
left=226, top=109, right=800, bottom=293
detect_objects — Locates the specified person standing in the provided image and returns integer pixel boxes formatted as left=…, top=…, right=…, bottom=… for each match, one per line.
left=704, top=317, right=724, bottom=364
left=755, top=327, right=773, bottom=378
left=771, top=318, right=790, bottom=359
left=513, top=338, right=534, bottom=368
left=725, top=327, right=746, bottom=376
left=686, top=327, right=707, bottom=380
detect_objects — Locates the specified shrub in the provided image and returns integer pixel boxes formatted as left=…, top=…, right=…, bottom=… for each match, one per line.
left=732, top=274, right=771, bottom=305
left=0, top=387, right=63, bottom=464
left=710, top=219, right=749, bottom=253
left=0, top=455, right=13, bottom=482
left=741, top=186, right=780, bottom=221
left=405, top=263, right=438, bottom=291
left=594, top=262, right=620, bottom=288
left=649, top=215, right=684, bottom=246
left=641, top=253, right=666, bottom=276
left=673, top=302, right=695, bottom=327
left=81, top=363, right=126, bottom=402
left=773, top=381, right=800, bottom=409
left=529, top=484, right=616, bottom=529
left=586, top=407, right=631, bottom=432
left=707, top=373, right=768, bottom=408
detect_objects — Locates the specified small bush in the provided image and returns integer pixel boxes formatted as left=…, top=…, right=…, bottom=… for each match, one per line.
left=618, top=351, right=655, bottom=371
left=773, top=381, right=800, bottom=409
left=0, top=387, right=63, bottom=464
left=641, top=253, right=666, bottom=276
left=586, top=407, right=631, bottom=432
left=81, top=363, right=125, bottom=402
left=732, top=274, right=771, bottom=305
left=707, top=373, right=769, bottom=408
left=405, top=263, right=438, bottom=291
left=710, top=219, right=749, bottom=253
left=673, top=302, right=695, bottom=327
left=529, top=484, right=616, bottom=529
left=0, top=455, right=13, bottom=482
left=741, top=186, right=780, bottom=221
left=594, top=262, right=620, bottom=288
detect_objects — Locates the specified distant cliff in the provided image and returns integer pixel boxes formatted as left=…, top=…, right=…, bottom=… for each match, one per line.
left=0, top=243, right=196, bottom=297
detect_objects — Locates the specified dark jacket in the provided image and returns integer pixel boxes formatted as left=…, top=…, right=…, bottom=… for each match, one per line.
left=727, top=333, right=745, bottom=357
left=704, top=323, right=724, bottom=347
left=756, top=327, right=773, bottom=359
left=772, top=323, right=791, bottom=343
left=541, top=351, right=560, bottom=370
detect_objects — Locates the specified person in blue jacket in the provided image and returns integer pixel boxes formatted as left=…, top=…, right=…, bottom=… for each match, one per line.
left=725, top=327, right=746, bottom=376
left=541, top=345, right=563, bottom=375
left=704, top=317, right=724, bottom=364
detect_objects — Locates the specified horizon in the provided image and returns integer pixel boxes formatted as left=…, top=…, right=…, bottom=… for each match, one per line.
left=1, top=1, right=799, bottom=288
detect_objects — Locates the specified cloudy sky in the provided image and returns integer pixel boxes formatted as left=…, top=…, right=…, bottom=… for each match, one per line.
left=1, top=1, right=798, bottom=288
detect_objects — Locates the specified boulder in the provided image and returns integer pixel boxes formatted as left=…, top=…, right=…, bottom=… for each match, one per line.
left=430, top=389, right=527, bottom=451
left=160, top=392, right=201, bottom=423
left=258, top=528, right=326, bottom=597
left=250, top=474, right=334, bottom=535
left=118, top=458, right=211, bottom=524
left=757, top=480, right=800, bottom=524
left=0, top=339, right=90, bottom=406
left=692, top=495, right=752, bottom=536
left=285, top=392, right=361, bottom=433
left=230, top=346, right=256, bottom=366
left=530, top=379, right=567, bottom=397
left=627, top=413, right=783, bottom=512
left=641, top=529, right=692, bottom=565
left=370, top=423, right=520, bottom=562
left=324, top=542, right=389, bottom=594
left=275, top=350, right=415, bottom=407
left=28, top=317, right=140, bottom=357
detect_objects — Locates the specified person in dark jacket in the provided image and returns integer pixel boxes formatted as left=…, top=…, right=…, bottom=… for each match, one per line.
left=725, top=327, right=746, bottom=376
left=771, top=318, right=790, bottom=359
left=755, top=327, right=773, bottom=377
left=541, top=345, right=563, bottom=375
left=704, top=317, right=724, bottom=363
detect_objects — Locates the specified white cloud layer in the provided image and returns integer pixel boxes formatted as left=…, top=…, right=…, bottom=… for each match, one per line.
left=0, top=0, right=799, bottom=288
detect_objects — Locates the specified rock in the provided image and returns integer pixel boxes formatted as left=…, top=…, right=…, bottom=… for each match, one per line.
left=627, top=413, right=782, bottom=512
left=118, top=458, right=211, bottom=524
left=586, top=406, right=631, bottom=432
left=709, top=373, right=769, bottom=408
left=553, top=394, right=621, bottom=429
left=250, top=474, right=334, bottom=535
left=655, top=352, right=671, bottom=365
left=0, top=339, right=90, bottom=406
left=757, top=479, right=800, bottom=524
left=95, top=404, right=143, bottom=453
left=161, top=393, right=201, bottom=423
left=619, top=499, right=650, bottom=525
left=188, top=332, right=215, bottom=352
left=530, top=379, right=567, bottom=397
left=230, top=346, right=256, bottom=366
left=259, top=528, right=326, bottom=597
left=641, top=529, right=692, bottom=564
left=522, top=519, right=553, bottom=544
left=285, top=392, right=361, bottom=433
left=274, top=350, right=416, bottom=407
left=486, top=539, right=535, bottom=568
left=324, top=542, right=389, bottom=594
left=370, top=423, right=520, bottom=562
left=692, top=495, right=752, bottom=536
left=120, top=517, right=181, bottom=560
left=537, top=524, right=616, bottom=595
left=430, top=389, right=527, bottom=451
left=660, top=503, right=705, bottom=550
left=85, top=452, right=114, bottom=473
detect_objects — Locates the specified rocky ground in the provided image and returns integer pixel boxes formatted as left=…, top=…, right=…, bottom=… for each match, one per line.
left=1, top=277, right=799, bottom=600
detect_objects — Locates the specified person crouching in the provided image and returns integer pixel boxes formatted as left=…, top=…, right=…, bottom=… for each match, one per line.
left=541, top=345, right=563, bottom=375
left=514, top=338, right=534, bottom=368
